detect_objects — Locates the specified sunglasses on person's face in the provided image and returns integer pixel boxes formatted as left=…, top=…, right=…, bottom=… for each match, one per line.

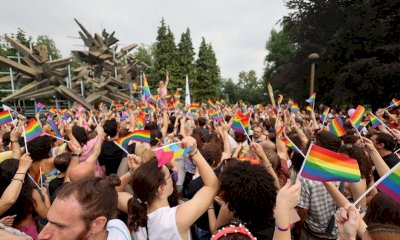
left=165, top=168, right=178, bottom=182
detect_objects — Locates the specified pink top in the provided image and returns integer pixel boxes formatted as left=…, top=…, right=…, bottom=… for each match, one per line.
left=80, top=136, right=105, bottom=177
left=17, top=221, right=38, bottom=240
left=159, top=86, right=168, bottom=97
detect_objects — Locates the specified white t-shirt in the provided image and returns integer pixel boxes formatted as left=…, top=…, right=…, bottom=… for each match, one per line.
left=133, top=206, right=190, bottom=240
left=106, top=219, right=131, bottom=240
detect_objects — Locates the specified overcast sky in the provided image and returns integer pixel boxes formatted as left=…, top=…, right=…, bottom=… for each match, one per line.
left=1, top=0, right=289, bottom=80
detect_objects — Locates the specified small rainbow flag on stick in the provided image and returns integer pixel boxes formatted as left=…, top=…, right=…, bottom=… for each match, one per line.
left=153, top=142, right=191, bottom=167
left=137, top=111, right=146, bottom=129
left=208, top=99, right=217, bottom=109
left=305, top=92, right=316, bottom=104
left=299, top=144, right=361, bottom=182
left=385, top=98, right=400, bottom=110
left=350, top=105, right=365, bottom=129
left=368, top=113, right=382, bottom=128
left=281, top=136, right=304, bottom=156
left=35, top=102, right=45, bottom=113
left=143, top=73, right=151, bottom=101
left=128, top=82, right=138, bottom=93
left=329, top=118, right=347, bottom=137
left=46, top=118, right=62, bottom=138
left=354, top=162, right=400, bottom=205
left=115, top=130, right=150, bottom=150
left=0, top=110, right=13, bottom=124
left=291, top=103, right=299, bottom=113
left=209, top=109, right=223, bottom=122
left=25, top=119, right=43, bottom=142
left=276, top=126, right=285, bottom=139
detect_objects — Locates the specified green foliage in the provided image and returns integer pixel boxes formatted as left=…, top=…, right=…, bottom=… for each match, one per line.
left=193, top=38, right=221, bottom=101
left=36, top=35, right=62, bottom=60
left=264, top=0, right=400, bottom=109
left=223, top=70, right=266, bottom=104
left=133, top=43, right=154, bottom=68
left=151, top=18, right=179, bottom=92
left=176, top=28, right=195, bottom=91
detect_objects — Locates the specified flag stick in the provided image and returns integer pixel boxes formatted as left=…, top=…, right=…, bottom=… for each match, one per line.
left=28, top=173, right=41, bottom=190
left=153, top=141, right=183, bottom=151
left=240, top=121, right=252, bottom=143
left=39, top=167, right=43, bottom=188
left=353, top=161, right=400, bottom=205
left=295, top=143, right=312, bottom=183
left=285, top=136, right=306, bottom=158
left=350, top=121, right=364, bottom=142
left=44, top=133, right=70, bottom=143
left=113, top=141, right=130, bottom=155
left=370, top=112, right=392, bottom=132
left=22, top=126, right=29, bottom=154
left=321, top=107, right=330, bottom=127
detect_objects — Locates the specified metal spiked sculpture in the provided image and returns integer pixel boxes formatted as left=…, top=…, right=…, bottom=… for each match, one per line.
left=0, top=19, right=145, bottom=109
left=71, top=18, right=145, bottom=105
left=0, top=36, right=92, bottom=108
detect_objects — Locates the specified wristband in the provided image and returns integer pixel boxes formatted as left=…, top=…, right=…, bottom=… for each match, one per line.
left=275, top=222, right=290, bottom=231
left=71, top=153, right=80, bottom=157
left=12, top=178, right=25, bottom=184
left=15, top=172, right=26, bottom=175
left=189, top=149, right=198, bottom=157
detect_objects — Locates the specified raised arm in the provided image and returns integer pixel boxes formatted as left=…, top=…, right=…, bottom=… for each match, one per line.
left=161, top=109, right=169, bottom=138
left=0, top=153, right=32, bottom=215
left=165, top=70, right=170, bottom=88
left=362, top=137, right=391, bottom=176
left=251, top=142, right=281, bottom=189
left=176, top=137, right=219, bottom=234
left=10, top=125, right=23, bottom=159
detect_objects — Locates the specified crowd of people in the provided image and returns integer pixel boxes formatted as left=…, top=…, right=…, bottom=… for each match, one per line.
left=0, top=87, right=400, bottom=239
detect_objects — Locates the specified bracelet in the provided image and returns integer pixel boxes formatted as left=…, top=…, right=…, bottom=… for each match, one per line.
left=11, top=140, right=19, bottom=143
left=12, top=178, right=24, bottom=184
left=71, top=153, right=80, bottom=157
left=15, top=172, right=26, bottom=175
left=208, top=207, right=214, bottom=210
left=189, top=149, right=198, bottom=157
left=275, top=222, right=290, bottom=231
left=265, top=163, right=272, bottom=169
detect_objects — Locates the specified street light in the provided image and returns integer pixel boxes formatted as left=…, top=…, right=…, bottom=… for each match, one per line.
left=308, top=53, right=319, bottom=96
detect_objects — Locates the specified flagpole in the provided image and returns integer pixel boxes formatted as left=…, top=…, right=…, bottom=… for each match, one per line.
left=353, top=161, right=400, bottom=205
left=370, top=112, right=392, bottom=132
left=28, top=173, right=41, bottom=190
left=285, top=136, right=306, bottom=158
left=22, top=126, right=29, bottom=154
left=295, top=143, right=313, bottom=183
left=240, top=122, right=252, bottom=143
left=321, top=107, right=330, bottom=127
left=153, top=141, right=183, bottom=151
left=44, top=133, right=70, bottom=143
left=113, top=141, right=130, bottom=155
left=350, top=121, right=364, bottom=142
left=39, top=167, right=43, bottom=188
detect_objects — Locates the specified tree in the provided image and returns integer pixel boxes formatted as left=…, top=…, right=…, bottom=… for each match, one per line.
left=266, top=0, right=400, bottom=109
left=152, top=18, right=179, bottom=91
left=36, top=35, right=62, bottom=60
left=133, top=43, right=154, bottom=68
left=193, top=38, right=221, bottom=101
left=176, top=28, right=195, bottom=91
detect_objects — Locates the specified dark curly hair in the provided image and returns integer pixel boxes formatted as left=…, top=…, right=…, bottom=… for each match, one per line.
left=27, top=135, right=52, bottom=161
left=219, top=161, right=277, bottom=232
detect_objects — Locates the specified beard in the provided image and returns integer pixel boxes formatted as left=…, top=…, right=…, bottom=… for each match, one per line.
left=75, top=224, right=91, bottom=240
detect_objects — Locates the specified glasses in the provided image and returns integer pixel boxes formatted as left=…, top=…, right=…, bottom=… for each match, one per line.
left=165, top=168, right=178, bottom=182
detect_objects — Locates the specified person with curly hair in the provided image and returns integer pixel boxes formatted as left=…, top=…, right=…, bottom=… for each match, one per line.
left=214, top=161, right=278, bottom=239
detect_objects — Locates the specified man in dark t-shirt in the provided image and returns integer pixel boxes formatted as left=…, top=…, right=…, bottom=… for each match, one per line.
left=98, top=119, right=124, bottom=175
left=370, top=132, right=400, bottom=181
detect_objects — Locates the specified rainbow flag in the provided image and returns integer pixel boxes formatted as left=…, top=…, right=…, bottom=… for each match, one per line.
left=116, top=130, right=150, bottom=150
left=255, top=104, right=263, bottom=110
left=276, top=126, right=285, bottom=139
left=153, top=143, right=192, bottom=167
left=281, top=136, right=299, bottom=152
left=368, top=113, right=382, bottom=128
left=321, top=107, right=330, bottom=122
left=123, top=99, right=131, bottom=106
left=121, top=111, right=130, bottom=121
left=377, top=164, right=400, bottom=204
left=208, top=99, right=217, bottom=109
left=140, top=102, right=149, bottom=111
left=143, top=73, right=151, bottom=101
left=128, top=82, right=138, bottom=93
left=231, top=111, right=249, bottom=134
left=46, top=118, right=62, bottom=138
left=147, top=95, right=158, bottom=105
left=329, top=118, right=346, bottom=137
left=305, top=92, right=316, bottom=104
left=359, top=121, right=368, bottom=129
left=301, top=144, right=361, bottom=182
left=350, top=105, right=365, bottom=128
left=137, top=111, right=146, bottom=129
left=389, top=98, right=400, bottom=108
left=0, top=110, right=12, bottom=124
left=238, top=156, right=260, bottom=165
left=174, top=92, right=181, bottom=99
left=210, top=109, right=223, bottom=122
left=306, top=106, right=313, bottom=112
left=35, top=102, right=45, bottom=112
left=288, top=99, right=294, bottom=107
left=291, top=103, right=299, bottom=113
left=25, top=119, right=43, bottom=142
left=232, top=119, right=246, bottom=134
left=48, top=107, right=58, bottom=117
left=189, top=103, right=199, bottom=112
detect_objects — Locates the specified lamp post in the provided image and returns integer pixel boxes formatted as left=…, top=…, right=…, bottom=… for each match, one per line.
left=308, top=53, right=319, bottom=96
